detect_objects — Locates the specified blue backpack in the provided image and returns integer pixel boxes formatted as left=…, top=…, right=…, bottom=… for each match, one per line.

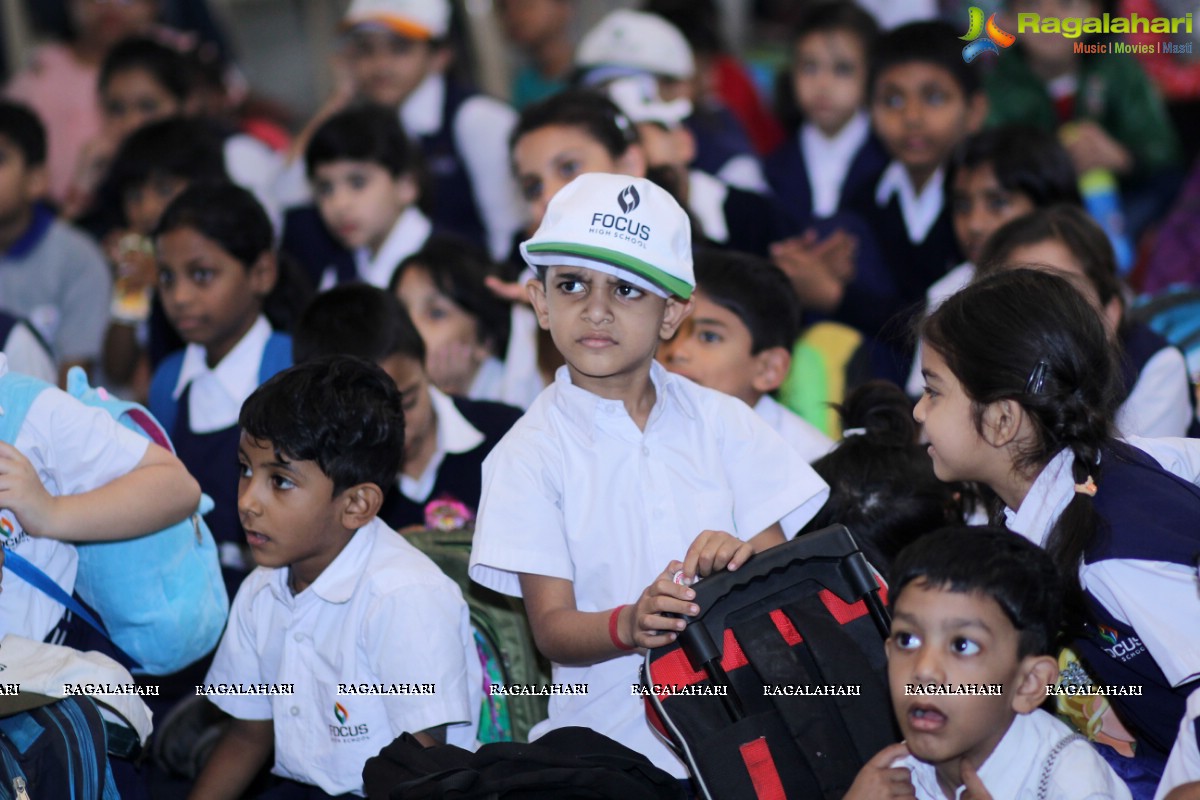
left=1130, top=287, right=1200, bottom=381
left=0, top=367, right=229, bottom=675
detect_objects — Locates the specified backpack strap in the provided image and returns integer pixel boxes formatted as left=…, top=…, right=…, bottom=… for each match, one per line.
left=147, top=351, right=186, bottom=436
left=1036, top=733, right=1085, bottom=800
left=258, top=332, right=292, bottom=383
left=0, top=371, right=54, bottom=446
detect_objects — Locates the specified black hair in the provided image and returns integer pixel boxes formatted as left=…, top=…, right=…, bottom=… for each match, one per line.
left=869, top=20, right=981, bottom=99
left=239, top=357, right=406, bottom=495
left=155, top=181, right=314, bottom=332
left=305, top=104, right=419, bottom=178
left=389, top=234, right=511, bottom=357
left=99, top=36, right=193, bottom=101
left=0, top=101, right=47, bottom=166
left=643, top=0, right=726, bottom=56
left=793, top=1, right=879, bottom=51
left=950, top=125, right=1081, bottom=208
left=799, top=381, right=966, bottom=572
left=977, top=204, right=1123, bottom=315
left=889, top=526, right=1065, bottom=658
left=921, top=269, right=1119, bottom=629
left=293, top=283, right=426, bottom=366
left=692, top=248, right=801, bottom=354
left=510, top=88, right=639, bottom=160
left=105, top=117, right=228, bottom=200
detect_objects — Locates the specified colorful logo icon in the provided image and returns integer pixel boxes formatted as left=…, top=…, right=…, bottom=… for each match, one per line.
left=1096, top=624, right=1119, bottom=646
left=617, top=185, right=641, bottom=214
left=333, top=702, right=348, bottom=725
left=960, top=7, right=1016, bottom=62
left=0, top=513, right=15, bottom=539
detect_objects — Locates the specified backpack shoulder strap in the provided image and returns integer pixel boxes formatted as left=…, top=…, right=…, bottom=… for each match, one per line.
left=148, top=351, right=186, bottom=434
left=0, top=370, right=55, bottom=445
left=258, top=332, right=292, bottom=384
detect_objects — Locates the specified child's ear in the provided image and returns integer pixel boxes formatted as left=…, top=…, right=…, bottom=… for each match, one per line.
left=1011, top=654, right=1058, bottom=714
left=248, top=251, right=279, bottom=297
left=660, top=295, right=695, bottom=340
left=527, top=277, right=551, bottom=330
left=750, top=346, right=792, bottom=395
left=339, top=482, right=384, bottom=529
left=980, top=398, right=1023, bottom=448
left=965, top=91, right=989, bottom=134
left=394, top=173, right=419, bottom=209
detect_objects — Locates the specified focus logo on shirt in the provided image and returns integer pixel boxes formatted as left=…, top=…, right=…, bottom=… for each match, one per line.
left=328, top=702, right=370, bottom=743
left=1096, top=623, right=1147, bottom=662
left=0, top=510, right=27, bottom=547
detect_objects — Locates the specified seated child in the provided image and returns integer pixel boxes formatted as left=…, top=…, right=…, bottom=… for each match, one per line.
left=847, top=526, right=1131, bottom=799
left=469, top=172, right=830, bottom=776
left=765, top=0, right=887, bottom=224
left=148, top=182, right=295, bottom=594
left=798, top=380, right=965, bottom=573
left=660, top=248, right=833, bottom=467
left=0, top=101, right=112, bottom=385
left=293, top=284, right=522, bottom=531
left=189, top=357, right=478, bottom=800
left=303, top=104, right=429, bottom=290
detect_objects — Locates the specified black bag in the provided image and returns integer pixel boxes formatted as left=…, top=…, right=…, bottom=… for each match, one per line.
left=0, top=695, right=119, bottom=799
left=362, top=726, right=686, bottom=800
left=641, top=525, right=897, bottom=800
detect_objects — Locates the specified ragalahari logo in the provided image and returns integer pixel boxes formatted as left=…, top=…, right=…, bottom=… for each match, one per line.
left=617, top=185, right=640, bottom=214
left=960, top=7, right=1016, bottom=62
left=333, top=702, right=348, bottom=725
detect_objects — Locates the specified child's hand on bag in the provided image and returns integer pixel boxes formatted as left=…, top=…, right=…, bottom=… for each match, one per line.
left=630, top=560, right=698, bottom=650
left=0, top=442, right=57, bottom=538
left=682, top=529, right=753, bottom=581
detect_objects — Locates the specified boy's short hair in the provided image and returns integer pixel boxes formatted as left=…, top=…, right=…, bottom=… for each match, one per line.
left=793, top=1, right=879, bottom=52
left=950, top=126, right=1081, bottom=208
left=0, top=101, right=46, bottom=166
left=305, top=104, right=418, bottom=178
left=869, top=20, right=980, bottom=99
left=293, top=283, right=426, bottom=365
left=105, top=117, right=228, bottom=198
left=888, top=526, right=1065, bottom=658
left=99, top=36, right=193, bottom=101
left=239, top=357, right=406, bottom=495
left=693, top=249, right=801, bottom=353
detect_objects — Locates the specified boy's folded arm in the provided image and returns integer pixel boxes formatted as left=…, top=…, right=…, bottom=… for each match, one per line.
left=187, top=716, right=274, bottom=800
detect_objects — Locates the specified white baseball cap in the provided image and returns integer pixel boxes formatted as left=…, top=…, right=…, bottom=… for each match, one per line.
left=342, top=0, right=450, bottom=40
left=606, top=75, right=693, bottom=129
left=521, top=173, right=694, bottom=300
left=576, top=10, right=695, bottom=82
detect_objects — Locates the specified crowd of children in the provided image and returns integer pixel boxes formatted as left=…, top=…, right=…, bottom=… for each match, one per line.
left=1, top=0, right=1199, bottom=797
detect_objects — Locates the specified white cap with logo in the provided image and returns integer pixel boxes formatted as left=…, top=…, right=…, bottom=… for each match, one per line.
left=342, top=0, right=450, bottom=40
left=576, top=10, right=695, bottom=83
left=521, top=173, right=694, bottom=300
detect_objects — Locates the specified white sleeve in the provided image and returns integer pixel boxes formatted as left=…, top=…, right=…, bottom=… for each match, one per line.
left=1155, top=689, right=1200, bottom=800
left=452, top=96, right=527, bottom=262
left=1084, top=559, right=1200, bottom=687
left=203, top=581, right=273, bottom=720
left=1049, top=739, right=1133, bottom=799
left=715, top=154, right=769, bottom=194
left=224, top=135, right=285, bottom=235
left=1116, top=347, right=1193, bottom=438
left=1124, top=436, right=1200, bottom=483
left=3, top=323, right=56, bottom=384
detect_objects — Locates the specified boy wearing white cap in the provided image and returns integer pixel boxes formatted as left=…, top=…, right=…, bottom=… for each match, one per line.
left=469, top=173, right=829, bottom=778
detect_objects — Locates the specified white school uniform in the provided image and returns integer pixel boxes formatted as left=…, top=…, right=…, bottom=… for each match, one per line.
left=399, top=385, right=483, bottom=503
left=897, top=709, right=1131, bottom=799
left=802, top=111, right=871, bottom=219
left=1117, top=347, right=1192, bottom=438
left=1003, top=445, right=1200, bottom=688
left=1156, top=688, right=1200, bottom=799
left=468, top=362, right=830, bottom=776
left=876, top=161, right=945, bottom=244
left=321, top=207, right=432, bottom=292
left=172, top=315, right=273, bottom=434
left=754, top=394, right=834, bottom=465
left=205, top=518, right=479, bottom=797
left=0, top=355, right=149, bottom=642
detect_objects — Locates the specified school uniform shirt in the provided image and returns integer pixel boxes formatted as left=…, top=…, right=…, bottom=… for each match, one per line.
left=687, top=169, right=791, bottom=258
left=905, top=262, right=976, bottom=397
left=1116, top=331, right=1192, bottom=439
left=896, top=709, right=1131, bottom=799
left=468, top=362, right=830, bottom=776
left=0, top=355, right=149, bottom=643
left=401, top=74, right=525, bottom=262
left=754, top=394, right=833, bottom=466
left=205, top=518, right=479, bottom=797
left=1155, top=688, right=1200, bottom=799
left=172, top=316, right=273, bottom=434
left=468, top=354, right=545, bottom=411
left=337, top=206, right=432, bottom=291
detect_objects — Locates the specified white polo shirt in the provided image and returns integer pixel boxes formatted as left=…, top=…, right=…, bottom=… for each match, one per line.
left=205, top=518, right=478, bottom=797
left=0, top=355, right=149, bottom=642
left=172, top=315, right=273, bottom=434
left=469, top=362, right=830, bottom=775
left=343, top=206, right=432, bottom=291
left=897, top=709, right=1131, bottom=799
left=1156, top=688, right=1200, bottom=799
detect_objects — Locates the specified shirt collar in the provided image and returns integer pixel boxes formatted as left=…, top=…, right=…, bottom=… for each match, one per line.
left=875, top=160, right=945, bottom=243
left=897, top=713, right=1038, bottom=799
left=172, top=315, right=272, bottom=402
left=552, top=360, right=695, bottom=438
left=400, top=73, right=444, bottom=137
left=753, top=393, right=781, bottom=424
left=800, top=110, right=870, bottom=161
left=267, top=517, right=382, bottom=605
left=687, top=169, right=730, bottom=244
left=354, top=206, right=432, bottom=288
left=1003, top=448, right=1075, bottom=548
left=399, top=387, right=485, bottom=502
left=2, top=204, right=55, bottom=260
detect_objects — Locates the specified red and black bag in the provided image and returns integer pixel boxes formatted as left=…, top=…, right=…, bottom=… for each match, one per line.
left=640, top=525, right=898, bottom=800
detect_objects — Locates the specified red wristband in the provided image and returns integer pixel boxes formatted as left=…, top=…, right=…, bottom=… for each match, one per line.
left=609, top=605, right=635, bottom=651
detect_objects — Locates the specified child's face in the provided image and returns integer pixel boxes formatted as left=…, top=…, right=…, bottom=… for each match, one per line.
left=123, top=173, right=187, bottom=236
left=513, top=125, right=642, bottom=229
left=660, top=291, right=765, bottom=407
left=872, top=63, right=983, bottom=188
left=1002, top=239, right=1120, bottom=337
left=376, top=353, right=436, bottom=472
left=156, top=226, right=276, bottom=364
left=102, top=68, right=183, bottom=143
left=527, top=265, right=692, bottom=397
left=793, top=30, right=868, bottom=136
left=887, top=580, right=1037, bottom=787
left=345, top=31, right=445, bottom=108
left=395, top=265, right=491, bottom=365
left=913, top=343, right=991, bottom=484
left=313, top=160, right=416, bottom=255
left=951, top=164, right=1036, bottom=265
left=0, top=136, right=45, bottom=227
left=497, top=0, right=571, bottom=47
left=237, top=433, right=357, bottom=593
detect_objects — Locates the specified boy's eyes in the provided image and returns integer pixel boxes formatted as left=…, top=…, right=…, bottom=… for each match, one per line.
left=519, top=177, right=543, bottom=203
left=892, top=631, right=921, bottom=650
left=921, top=385, right=938, bottom=399
left=614, top=284, right=643, bottom=299
left=237, top=460, right=250, bottom=479
left=951, top=637, right=981, bottom=656
left=698, top=330, right=722, bottom=344
left=157, top=268, right=174, bottom=288
left=923, top=88, right=948, bottom=106
left=191, top=268, right=215, bottom=285
left=555, top=159, right=582, bottom=180
left=270, top=475, right=295, bottom=490
left=556, top=279, right=585, bottom=294
left=879, top=92, right=905, bottom=110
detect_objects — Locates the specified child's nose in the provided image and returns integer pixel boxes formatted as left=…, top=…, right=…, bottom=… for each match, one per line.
left=911, top=646, right=945, bottom=685
left=913, top=394, right=927, bottom=423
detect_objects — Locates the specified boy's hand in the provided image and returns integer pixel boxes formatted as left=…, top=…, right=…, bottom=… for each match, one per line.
left=960, top=760, right=994, bottom=800
left=629, top=560, right=698, bottom=649
left=843, top=742, right=915, bottom=799
left=770, top=231, right=855, bottom=313
left=682, top=530, right=753, bottom=580
left=0, top=443, right=57, bottom=538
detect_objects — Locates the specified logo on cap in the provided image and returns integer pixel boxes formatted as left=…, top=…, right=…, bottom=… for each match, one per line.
left=618, top=185, right=641, bottom=214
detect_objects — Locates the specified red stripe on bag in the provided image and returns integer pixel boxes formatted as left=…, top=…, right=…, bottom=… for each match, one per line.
left=769, top=609, right=803, bottom=645
left=739, top=737, right=787, bottom=800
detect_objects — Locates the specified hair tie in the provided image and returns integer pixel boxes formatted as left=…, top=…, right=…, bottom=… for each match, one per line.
left=1074, top=476, right=1097, bottom=497
left=842, top=427, right=867, bottom=438
left=1025, top=359, right=1050, bottom=395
